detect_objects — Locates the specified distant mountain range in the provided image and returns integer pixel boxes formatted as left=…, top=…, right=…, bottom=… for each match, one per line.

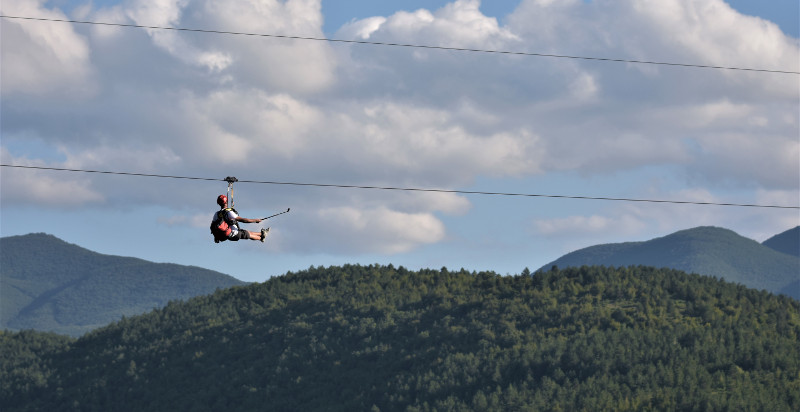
left=1, top=233, right=246, bottom=336
left=540, top=226, right=799, bottom=300
left=2, top=226, right=797, bottom=337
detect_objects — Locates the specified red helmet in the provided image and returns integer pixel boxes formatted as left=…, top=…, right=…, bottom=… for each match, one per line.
left=217, top=195, right=228, bottom=207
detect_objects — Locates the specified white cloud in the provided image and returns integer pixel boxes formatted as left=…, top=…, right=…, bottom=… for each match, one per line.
left=84, top=6, right=128, bottom=40
left=631, top=0, right=798, bottom=78
left=382, top=0, right=518, bottom=48
left=338, top=16, right=387, bottom=40
left=2, top=0, right=797, bottom=257
left=120, top=0, right=235, bottom=73
left=279, top=206, right=446, bottom=254
left=344, top=102, right=544, bottom=179
left=177, top=88, right=322, bottom=163
left=395, top=192, right=472, bottom=216
left=0, top=148, right=104, bottom=206
left=62, top=144, right=182, bottom=172
left=0, top=0, right=94, bottom=97
left=534, top=214, right=645, bottom=237
left=173, top=88, right=543, bottom=186
left=197, top=0, right=338, bottom=93
left=507, top=0, right=797, bottom=177
left=568, top=72, right=600, bottom=101
left=669, top=100, right=755, bottom=129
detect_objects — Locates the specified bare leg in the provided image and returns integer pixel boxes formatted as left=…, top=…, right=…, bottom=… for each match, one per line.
left=247, top=230, right=262, bottom=241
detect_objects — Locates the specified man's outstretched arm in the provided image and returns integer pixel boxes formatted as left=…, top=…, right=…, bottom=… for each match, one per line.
left=235, top=216, right=263, bottom=224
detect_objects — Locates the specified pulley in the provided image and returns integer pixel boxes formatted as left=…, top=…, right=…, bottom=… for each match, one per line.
left=224, top=176, right=238, bottom=208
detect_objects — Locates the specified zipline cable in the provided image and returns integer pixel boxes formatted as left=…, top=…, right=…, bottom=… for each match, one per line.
left=2, top=164, right=798, bottom=210
left=1, top=15, right=797, bottom=75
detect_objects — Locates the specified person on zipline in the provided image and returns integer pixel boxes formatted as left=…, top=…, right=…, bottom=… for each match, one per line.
left=211, top=194, right=269, bottom=243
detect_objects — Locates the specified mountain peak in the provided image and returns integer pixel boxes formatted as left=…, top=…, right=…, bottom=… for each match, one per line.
left=1, top=233, right=246, bottom=336
left=540, top=226, right=799, bottom=299
left=762, top=226, right=800, bottom=258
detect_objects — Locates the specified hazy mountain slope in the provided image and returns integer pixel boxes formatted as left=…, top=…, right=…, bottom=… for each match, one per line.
left=780, top=280, right=800, bottom=300
left=762, top=226, right=800, bottom=258
left=540, top=227, right=799, bottom=298
left=1, top=233, right=246, bottom=336
left=2, top=265, right=798, bottom=411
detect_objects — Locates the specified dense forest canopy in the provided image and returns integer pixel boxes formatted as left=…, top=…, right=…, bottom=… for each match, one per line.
left=2, top=265, right=799, bottom=411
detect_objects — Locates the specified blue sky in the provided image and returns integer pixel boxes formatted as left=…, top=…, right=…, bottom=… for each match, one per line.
left=2, top=0, right=798, bottom=282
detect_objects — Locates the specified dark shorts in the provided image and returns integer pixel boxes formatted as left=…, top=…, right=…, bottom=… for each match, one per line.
left=229, top=229, right=250, bottom=241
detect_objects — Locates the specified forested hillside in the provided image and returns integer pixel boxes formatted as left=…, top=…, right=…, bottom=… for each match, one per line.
left=2, top=265, right=799, bottom=411
left=541, top=227, right=799, bottom=299
left=1, top=233, right=246, bottom=336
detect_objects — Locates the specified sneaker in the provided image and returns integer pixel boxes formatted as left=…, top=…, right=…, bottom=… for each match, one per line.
left=261, top=227, right=270, bottom=242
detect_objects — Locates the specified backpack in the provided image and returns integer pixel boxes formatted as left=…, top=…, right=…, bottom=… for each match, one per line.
left=210, top=208, right=235, bottom=243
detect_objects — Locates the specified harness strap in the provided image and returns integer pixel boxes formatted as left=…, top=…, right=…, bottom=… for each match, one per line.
left=224, top=176, right=238, bottom=208
left=218, top=208, right=233, bottom=221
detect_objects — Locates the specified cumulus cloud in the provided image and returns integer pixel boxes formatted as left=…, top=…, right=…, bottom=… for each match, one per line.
left=534, top=214, right=645, bottom=237
left=63, top=144, right=182, bottom=172
left=190, top=0, right=337, bottom=93
left=332, top=0, right=798, bottom=187
left=504, top=0, right=797, bottom=180
left=0, top=148, right=104, bottom=206
left=0, top=0, right=94, bottom=97
left=393, top=191, right=472, bottom=215
left=341, top=0, right=517, bottom=47
left=177, top=88, right=323, bottom=163
left=339, top=16, right=386, bottom=40
left=123, top=0, right=234, bottom=73
left=274, top=206, right=446, bottom=254
left=332, top=102, right=544, bottom=181
left=630, top=0, right=797, bottom=81
left=1, top=0, right=797, bottom=256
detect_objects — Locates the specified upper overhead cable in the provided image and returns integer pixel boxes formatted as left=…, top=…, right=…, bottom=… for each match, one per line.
left=2, top=164, right=798, bottom=210
left=1, top=15, right=798, bottom=75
